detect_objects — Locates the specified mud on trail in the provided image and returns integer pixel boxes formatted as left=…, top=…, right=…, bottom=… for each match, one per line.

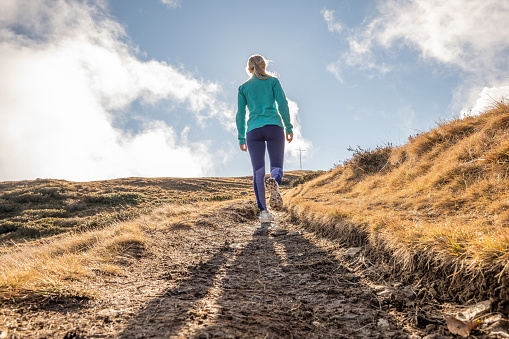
left=0, top=200, right=484, bottom=338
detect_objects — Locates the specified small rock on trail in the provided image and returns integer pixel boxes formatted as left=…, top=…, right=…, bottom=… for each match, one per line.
left=345, top=247, right=362, bottom=257
left=270, top=228, right=288, bottom=237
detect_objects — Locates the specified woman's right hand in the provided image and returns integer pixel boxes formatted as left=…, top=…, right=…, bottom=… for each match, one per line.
left=240, top=144, right=247, bottom=152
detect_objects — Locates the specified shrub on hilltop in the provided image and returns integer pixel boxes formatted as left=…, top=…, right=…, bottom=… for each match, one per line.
left=342, top=145, right=393, bottom=177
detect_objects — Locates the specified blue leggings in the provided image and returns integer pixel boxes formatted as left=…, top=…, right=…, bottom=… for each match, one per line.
left=246, top=125, right=285, bottom=211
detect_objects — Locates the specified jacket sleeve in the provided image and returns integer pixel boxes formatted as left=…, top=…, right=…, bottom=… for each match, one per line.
left=236, top=87, right=247, bottom=144
left=273, top=78, right=293, bottom=134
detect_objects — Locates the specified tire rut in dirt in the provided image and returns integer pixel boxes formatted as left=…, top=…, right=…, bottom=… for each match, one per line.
left=121, top=223, right=407, bottom=338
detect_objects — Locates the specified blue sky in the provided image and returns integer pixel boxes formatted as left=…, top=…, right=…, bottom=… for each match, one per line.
left=1, top=0, right=508, bottom=181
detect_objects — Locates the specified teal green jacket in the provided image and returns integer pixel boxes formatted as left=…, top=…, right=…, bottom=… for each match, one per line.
left=236, top=76, right=293, bottom=145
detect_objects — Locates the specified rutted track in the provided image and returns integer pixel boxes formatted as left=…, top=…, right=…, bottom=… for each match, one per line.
left=0, top=200, right=488, bottom=338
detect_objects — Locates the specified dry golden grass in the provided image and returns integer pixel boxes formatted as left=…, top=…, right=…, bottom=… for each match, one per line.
left=0, top=200, right=239, bottom=300
left=284, top=102, right=509, bottom=293
left=0, top=172, right=309, bottom=300
left=0, top=214, right=146, bottom=300
left=0, top=172, right=307, bottom=243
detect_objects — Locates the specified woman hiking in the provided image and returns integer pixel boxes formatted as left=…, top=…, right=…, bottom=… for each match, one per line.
left=236, top=55, right=294, bottom=223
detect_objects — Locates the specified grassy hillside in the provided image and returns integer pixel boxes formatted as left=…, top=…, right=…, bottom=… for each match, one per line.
left=0, top=171, right=309, bottom=299
left=284, top=102, right=509, bottom=302
left=0, top=172, right=308, bottom=244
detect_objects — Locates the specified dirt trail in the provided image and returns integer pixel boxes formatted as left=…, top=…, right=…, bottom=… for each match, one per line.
left=120, top=220, right=403, bottom=338
left=1, top=201, right=463, bottom=338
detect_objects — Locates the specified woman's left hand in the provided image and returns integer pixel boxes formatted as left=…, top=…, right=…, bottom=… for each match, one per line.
left=286, top=133, right=294, bottom=143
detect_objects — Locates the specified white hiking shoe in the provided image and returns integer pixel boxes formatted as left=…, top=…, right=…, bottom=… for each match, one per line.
left=265, top=177, right=283, bottom=211
left=260, top=210, right=274, bottom=223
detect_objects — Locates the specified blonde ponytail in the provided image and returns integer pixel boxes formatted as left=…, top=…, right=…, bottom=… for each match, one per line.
left=247, top=55, right=271, bottom=80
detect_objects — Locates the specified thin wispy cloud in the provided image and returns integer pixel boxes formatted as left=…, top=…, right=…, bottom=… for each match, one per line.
left=322, top=11, right=390, bottom=78
left=343, top=38, right=391, bottom=77
left=286, top=100, right=313, bottom=164
left=321, top=9, right=342, bottom=33
left=326, top=61, right=343, bottom=83
left=323, top=0, right=509, bottom=114
left=160, top=0, right=182, bottom=8
left=0, top=0, right=226, bottom=181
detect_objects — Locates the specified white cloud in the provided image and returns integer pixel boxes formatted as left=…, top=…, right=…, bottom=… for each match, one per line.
left=461, top=86, right=509, bottom=118
left=321, top=9, right=342, bottom=33
left=161, top=0, right=181, bottom=8
left=285, top=100, right=313, bottom=166
left=0, top=0, right=227, bottom=181
left=373, top=0, right=509, bottom=73
left=326, top=61, right=343, bottom=83
left=323, top=8, right=390, bottom=80
left=323, top=0, right=509, bottom=113
left=342, top=36, right=391, bottom=76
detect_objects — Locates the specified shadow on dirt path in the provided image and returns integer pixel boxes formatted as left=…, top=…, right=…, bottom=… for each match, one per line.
left=118, top=241, right=234, bottom=338
left=120, top=222, right=408, bottom=338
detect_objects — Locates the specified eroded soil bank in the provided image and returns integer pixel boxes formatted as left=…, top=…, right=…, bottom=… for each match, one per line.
left=0, top=201, right=503, bottom=338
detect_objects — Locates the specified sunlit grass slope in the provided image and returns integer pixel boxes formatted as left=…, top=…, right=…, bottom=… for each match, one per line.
left=0, top=171, right=308, bottom=300
left=0, top=172, right=308, bottom=243
left=0, top=201, right=224, bottom=301
left=284, top=102, right=509, bottom=299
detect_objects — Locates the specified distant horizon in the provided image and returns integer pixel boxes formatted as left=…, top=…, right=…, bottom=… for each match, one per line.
left=0, top=169, right=318, bottom=184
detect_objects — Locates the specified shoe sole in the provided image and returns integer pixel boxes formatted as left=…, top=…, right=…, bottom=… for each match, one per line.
left=260, top=212, right=274, bottom=223
left=265, top=178, right=283, bottom=211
